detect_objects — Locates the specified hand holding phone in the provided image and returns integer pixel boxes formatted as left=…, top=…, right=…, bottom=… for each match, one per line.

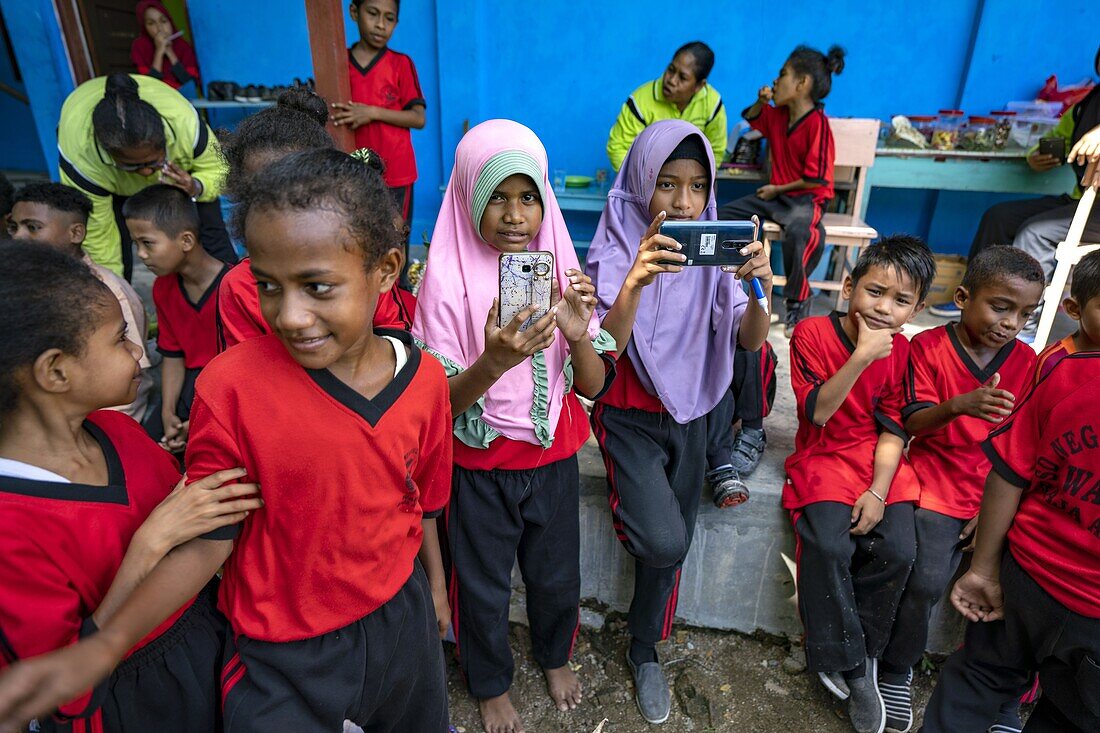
left=658, top=219, right=760, bottom=267
left=1038, top=137, right=1067, bottom=165
left=498, top=252, right=554, bottom=330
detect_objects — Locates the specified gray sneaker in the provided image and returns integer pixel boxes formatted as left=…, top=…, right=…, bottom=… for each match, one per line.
left=818, top=670, right=851, bottom=700
left=846, top=658, right=885, bottom=733
left=626, top=651, right=671, bottom=724
left=730, top=427, right=767, bottom=476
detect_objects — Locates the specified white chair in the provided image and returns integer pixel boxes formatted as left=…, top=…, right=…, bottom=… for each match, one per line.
left=765, top=118, right=881, bottom=309
left=1032, top=160, right=1100, bottom=352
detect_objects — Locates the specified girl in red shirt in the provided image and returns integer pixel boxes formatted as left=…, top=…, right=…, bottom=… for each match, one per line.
left=130, top=1, right=200, bottom=91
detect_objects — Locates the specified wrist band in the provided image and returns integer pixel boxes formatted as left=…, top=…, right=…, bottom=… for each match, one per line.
left=868, top=488, right=886, bottom=503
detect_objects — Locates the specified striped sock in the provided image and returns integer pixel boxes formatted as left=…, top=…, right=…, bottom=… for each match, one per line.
left=879, top=668, right=912, bottom=733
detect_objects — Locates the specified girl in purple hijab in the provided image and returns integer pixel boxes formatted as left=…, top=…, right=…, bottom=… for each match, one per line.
left=585, top=119, right=773, bottom=724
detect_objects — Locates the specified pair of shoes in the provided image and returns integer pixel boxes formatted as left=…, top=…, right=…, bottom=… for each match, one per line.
left=730, top=426, right=767, bottom=476
left=784, top=299, right=810, bottom=338
left=706, top=466, right=749, bottom=509
left=879, top=667, right=913, bottom=733
left=626, top=650, right=670, bottom=724
left=205, top=80, right=239, bottom=101
left=928, top=301, right=961, bottom=318
left=818, top=671, right=850, bottom=700
left=847, top=658, right=886, bottom=733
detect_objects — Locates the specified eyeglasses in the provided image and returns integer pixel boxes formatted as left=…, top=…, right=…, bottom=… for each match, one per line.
left=113, top=156, right=167, bottom=173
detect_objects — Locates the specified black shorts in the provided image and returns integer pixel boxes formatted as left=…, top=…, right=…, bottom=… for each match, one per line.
left=221, top=561, right=447, bottom=732
left=43, top=581, right=226, bottom=733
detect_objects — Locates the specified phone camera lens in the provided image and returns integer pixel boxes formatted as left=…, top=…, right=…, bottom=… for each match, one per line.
left=522, top=264, right=532, bottom=273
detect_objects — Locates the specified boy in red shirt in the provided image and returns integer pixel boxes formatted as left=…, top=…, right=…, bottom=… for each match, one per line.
left=785, top=235, right=935, bottom=733
left=919, top=352, right=1100, bottom=733
left=332, top=0, right=426, bottom=246
left=876, top=246, right=1044, bottom=732
left=1034, top=249, right=1100, bottom=383
left=123, top=185, right=227, bottom=452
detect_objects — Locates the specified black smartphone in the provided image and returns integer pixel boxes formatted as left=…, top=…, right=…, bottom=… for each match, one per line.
left=1038, top=137, right=1066, bottom=163
left=659, top=218, right=760, bottom=267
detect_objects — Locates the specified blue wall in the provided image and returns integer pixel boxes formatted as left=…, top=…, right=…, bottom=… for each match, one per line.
left=3, top=0, right=1098, bottom=253
left=0, top=7, right=45, bottom=171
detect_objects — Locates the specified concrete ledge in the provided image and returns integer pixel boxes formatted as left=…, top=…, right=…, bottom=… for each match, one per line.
left=509, top=317, right=966, bottom=655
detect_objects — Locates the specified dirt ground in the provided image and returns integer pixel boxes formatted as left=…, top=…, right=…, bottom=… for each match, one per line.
left=443, top=612, right=939, bottom=733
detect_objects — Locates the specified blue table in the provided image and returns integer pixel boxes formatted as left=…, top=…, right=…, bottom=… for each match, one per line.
left=555, top=166, right=765, bottom=213
left=861, top=149, right=1077, bottom=214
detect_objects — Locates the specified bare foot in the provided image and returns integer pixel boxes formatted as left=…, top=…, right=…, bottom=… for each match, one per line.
left=544, top=664, right=583, bottom=712
left=478, top=692, right=525, bottom=733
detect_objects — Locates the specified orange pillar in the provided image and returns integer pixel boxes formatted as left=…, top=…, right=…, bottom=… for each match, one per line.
left=304, top=0, right=355, bottom=151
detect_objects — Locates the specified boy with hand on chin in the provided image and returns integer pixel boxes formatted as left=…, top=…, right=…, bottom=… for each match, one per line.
left=784, top=236, right=936, bottom=733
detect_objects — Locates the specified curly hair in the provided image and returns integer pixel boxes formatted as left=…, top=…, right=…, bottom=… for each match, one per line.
left=218, top=86, right=335, bottom=198
left=0, top=239, right=114, bottom=416
left=13, top=183, right=93, bottom=223
left=231, top=148, right=400, bottom=268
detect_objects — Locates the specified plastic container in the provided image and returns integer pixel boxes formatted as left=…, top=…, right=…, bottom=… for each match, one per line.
left=959, top=116, right=996, bottom=152
left=1006, top=100, right=1062, bottom=118
left=1010, top=115, right=1057, bottom=149
left=908, top=115, right=937, bottom=144
left=990, top=110, right=1016, bottom=149
left=932, top=110, right=965, bottom=150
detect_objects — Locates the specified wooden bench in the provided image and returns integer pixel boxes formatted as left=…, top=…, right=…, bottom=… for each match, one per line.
left=765, top=118, right=881, bottom=309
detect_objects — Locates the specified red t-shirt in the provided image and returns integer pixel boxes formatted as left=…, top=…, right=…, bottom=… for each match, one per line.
left=598, top=354, right=666, bottom=413
left=1033, top=333, right=1078, bottom=385
left=983, top=352, right=1100, bottom=618
left=0, top=411, right=193, bottom=718
left=216, top=258, right=414, bottom=351
left=748, top=103, right=835, bottom=203
left=348, top=47, right=426, bottom=188
left=904, top=324, right=1036, bottom=519
left=185, top=331, right=452, bottom=641
left=154, top=266, right=228, bottom=368
left=784, top=313, right=918, bottom=509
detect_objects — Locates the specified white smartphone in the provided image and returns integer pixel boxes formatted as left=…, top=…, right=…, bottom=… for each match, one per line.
left=498, top=251, right=554, bottom=330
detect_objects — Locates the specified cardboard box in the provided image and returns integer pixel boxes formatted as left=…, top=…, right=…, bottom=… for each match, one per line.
left=926, top=254, right=967, bottom=306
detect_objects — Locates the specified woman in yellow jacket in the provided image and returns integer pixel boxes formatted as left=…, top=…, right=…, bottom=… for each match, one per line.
left=58, top=73, right=236, bottom=279
left=606, top=42, right=727, bottom=171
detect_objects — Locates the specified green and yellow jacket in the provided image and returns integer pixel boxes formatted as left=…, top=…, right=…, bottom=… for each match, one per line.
left=606, top=79, right=727, bottom=171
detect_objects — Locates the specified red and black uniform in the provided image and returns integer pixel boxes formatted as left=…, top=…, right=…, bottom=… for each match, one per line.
left=447, top=353, right=613, bottom=699
left=0, top=410, right=224, bottom=733
left=186, top=330, right=451, bottom=731
left=719, top=103, right=834, bottom=305
left=591, top=354, right=708, bottom=646
left=785, top=313, right=917, bottom=674
left=347, top=46, right=425, bottom=227
left=1034, top=332, right=1078, bottom=384
left=881, top=324, right=1036, bottom=676
left=215, top=258, right=414, bottom=351
left=922, top=353, right=1100, bottom=733
left=153, top=266, right=228, bottom=425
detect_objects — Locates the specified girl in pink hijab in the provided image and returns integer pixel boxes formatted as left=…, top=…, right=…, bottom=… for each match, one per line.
left=413, top=119, right=615, bottom=733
